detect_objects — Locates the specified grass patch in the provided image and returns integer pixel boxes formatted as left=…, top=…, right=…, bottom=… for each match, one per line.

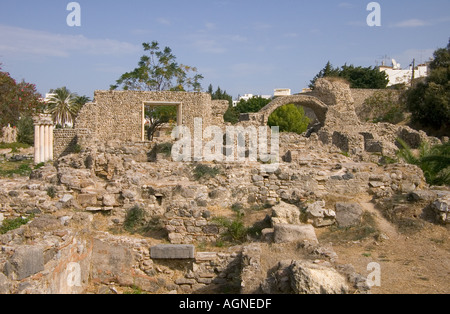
left=193, top=164, right=221, bottom=181
left=122, top=206, right=165, bottom=237
left=0, top=215, right=34, bottom=234
left=0, top=159, right=33, bottom=177
left=0, top=142, right=31, bottom=151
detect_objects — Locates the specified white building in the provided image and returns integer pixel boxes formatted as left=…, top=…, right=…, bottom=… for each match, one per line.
left=379, top=59, right=428, bottom=87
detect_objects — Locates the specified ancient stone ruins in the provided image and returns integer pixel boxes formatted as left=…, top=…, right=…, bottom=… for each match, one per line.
left=0, top=78, right=448, bottom=294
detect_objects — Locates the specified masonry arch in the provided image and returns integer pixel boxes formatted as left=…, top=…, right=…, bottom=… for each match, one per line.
left=258, top=95, right=329, bottom=126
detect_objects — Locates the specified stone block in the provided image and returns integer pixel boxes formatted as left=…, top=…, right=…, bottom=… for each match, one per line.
left=273, top=224, right=318, bottom=244
left=335, top=203, right=363, bottom=227
left=77, top=194, right=98, bottom=206
left=5, top=246, right=44, bottom=280
left=102, top=194, right=117, bottom=207
left=289, top=261, right=349, bottom=294
left=150, top=245, right=195, bottom=259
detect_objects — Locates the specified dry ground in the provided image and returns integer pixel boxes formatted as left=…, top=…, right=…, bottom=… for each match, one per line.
left=318, top=201, right=450, bottom=294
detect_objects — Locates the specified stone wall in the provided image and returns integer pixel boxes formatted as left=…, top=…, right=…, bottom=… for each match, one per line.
left=53, top=128, right=91, bottom=159
left=75, top=91, right=221, bottom=143
left=351, top=89, right=402, bottom=122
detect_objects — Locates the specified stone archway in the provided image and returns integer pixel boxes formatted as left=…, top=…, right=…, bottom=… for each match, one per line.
left=258, top=95, right=329, bottom=126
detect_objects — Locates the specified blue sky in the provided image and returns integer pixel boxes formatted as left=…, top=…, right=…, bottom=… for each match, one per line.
left=0, top=0, right=449, bottom=99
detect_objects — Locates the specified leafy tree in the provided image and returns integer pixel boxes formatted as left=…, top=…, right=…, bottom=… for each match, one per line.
left=224, top=96, right=272, bottom=125
left=309, top=61, right=340, bottom=88
left=46, top=87, right=80, bottom=127
left=16, top=115, right=35, bottom=146
left=309, top=61, right=389, bottom=89
left=268, top=104, right=310, bottom=134
left=235, top=96, right=271, bottom=114
left=145, top=105, right=177, bottom=141
left=406, top=41, right=450, bottom=135
left=111, top=41, right=203, bottom=92
left=339, top=64, right=389, bottom=89
left=0, top=64, right=43, bottom=136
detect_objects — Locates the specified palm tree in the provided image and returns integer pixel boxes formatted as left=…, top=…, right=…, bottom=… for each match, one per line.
left=397, top=138, right=450, bottom=186
left=46, top=87, right=79, bottom=127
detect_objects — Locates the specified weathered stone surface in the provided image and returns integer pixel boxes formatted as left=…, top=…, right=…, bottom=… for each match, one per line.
left=432, top=193, right=450, bottom=224
left=290, top=260, right=349, bottom=294
left=150, top=245, right=195, bottom=259
left=102, top=194, right=117, bottom=207
left=271, top=202, right=301, bottom=225
left=273, top=224, right=318, bottom=244
left=77, top=194, right=98, bottom=207
left=241, top=243, right=262, bottom=294
left=306, top=201, right=336, bottom=227
left=0, top=273, right=10, bottom=294
left=91, top=239, right=134, bottom=286
left=4, top=246, right=45, bottom=280
left=335, top=202, right=363, bottom=227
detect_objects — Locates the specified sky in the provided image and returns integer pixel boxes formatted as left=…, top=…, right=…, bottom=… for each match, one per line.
left=0, top=0, right=449, bottom=99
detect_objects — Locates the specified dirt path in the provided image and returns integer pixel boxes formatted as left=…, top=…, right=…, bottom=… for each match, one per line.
left=331, top=202, right=450, bottom=294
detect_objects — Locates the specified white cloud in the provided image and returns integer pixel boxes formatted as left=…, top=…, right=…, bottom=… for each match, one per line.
left=156, top=18, right=171, bottom=26
left=0, top=24, right=140, bottom=59
left=191, top=38, right=227, bottom=54
left=338, top=2, right=353, bottom=8
left=390, top=19, right=429, bottom=28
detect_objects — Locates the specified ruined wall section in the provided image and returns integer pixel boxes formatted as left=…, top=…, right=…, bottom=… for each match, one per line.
left=75, top=91, right=217, bottom=144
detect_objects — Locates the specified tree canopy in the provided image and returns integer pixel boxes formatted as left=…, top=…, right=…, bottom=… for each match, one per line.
left=110, top=41, right=203, bottom=92
left=406, top=40, right=450, bottom=135
left=309, top=61, right=389, bottom=89
left=224, top=96, right=272, bottom=124
left=0, top=64, right=43, bottom=138
left=268, top=104, right=310, bottom=134
left=45, top=87, right=89, bottom=127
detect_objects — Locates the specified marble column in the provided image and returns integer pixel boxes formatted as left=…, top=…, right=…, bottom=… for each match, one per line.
left=33, top=114, right=54, bottom=164
left=34, top=124, right=40, bottom=163
left=44, top=124, right=49, bottom=162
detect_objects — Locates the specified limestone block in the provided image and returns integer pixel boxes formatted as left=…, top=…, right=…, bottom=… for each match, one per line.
left=271, top=201, right=301, bottom=225
left=150, top=245, right=195, bottom=259
left=335, top=203, right=363, bottom=227
left=4, top=246, right=45, bottom=280
left=77, top=194, right=98, bottom=207
left=289, top=261, right=349, bottom=294
left=273, top=224, right=318, bottom=244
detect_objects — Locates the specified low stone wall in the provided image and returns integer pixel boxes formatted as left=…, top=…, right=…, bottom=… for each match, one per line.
left=53, top=128, right=91, bottom=159
left=164, top=207, right=223, bottom=244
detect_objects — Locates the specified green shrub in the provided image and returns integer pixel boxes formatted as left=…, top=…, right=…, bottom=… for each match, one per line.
left=0, top=215, right=34, bottom=234
left=17, top=115, right=35, bottom=146
left=213, top=213, right=248, bottom=244
left=268, top=104, right=310, bottom=135
left=47, top=186, right=57, bottom=198
left=193, top=164, right=221, bottom=180
left=124, top=206, right=146, bottom=234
